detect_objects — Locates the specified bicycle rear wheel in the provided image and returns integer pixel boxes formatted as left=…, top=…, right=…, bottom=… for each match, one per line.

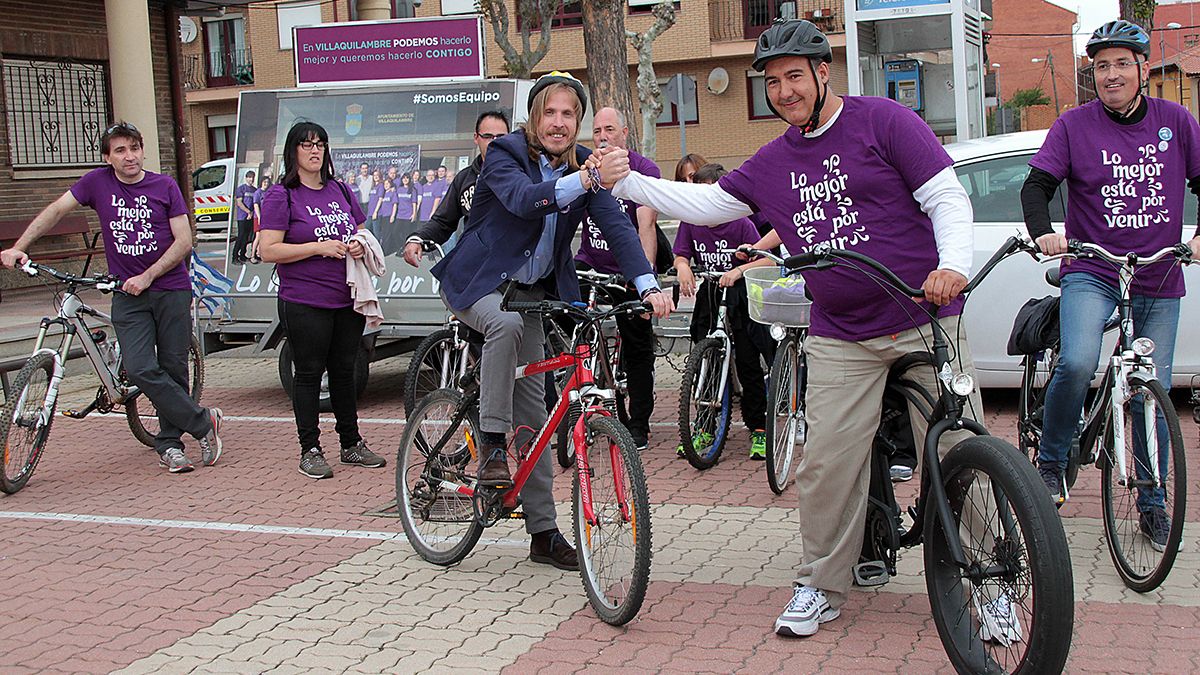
left=573, top=414, right=651, bottom=626
left=766, top=333, right=805, bottom=495
left=678, top=338, right=731, bottom=470
left=1, top=352, right=57, bottom=494
left=1100, top=377, right=1185, bottom=593
left=396, top=388, right=485, bottom=566
left=403, top=328, right=471, bottom=417
left=126, top=334, right=204, bottom=448
left=1017, top=347, right=1084, bottom=489
left=924, top=435, right=1073, bottom=675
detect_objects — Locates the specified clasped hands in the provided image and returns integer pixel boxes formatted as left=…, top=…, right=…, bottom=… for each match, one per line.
left=582, top=146, right=632, bottom=191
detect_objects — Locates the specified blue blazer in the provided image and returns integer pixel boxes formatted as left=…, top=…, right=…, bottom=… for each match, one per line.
left=433, top=130, right=653, bottom=312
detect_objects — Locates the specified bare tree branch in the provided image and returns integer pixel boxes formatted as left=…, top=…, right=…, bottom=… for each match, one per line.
left=626, top=0, right=677, bottom=160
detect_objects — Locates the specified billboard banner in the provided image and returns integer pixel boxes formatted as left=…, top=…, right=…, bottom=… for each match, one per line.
left=331, top=145, right=421, bottom=180
left=857, top=0, right=949, bottom=11
left=294, top=16, right=484, bottom=87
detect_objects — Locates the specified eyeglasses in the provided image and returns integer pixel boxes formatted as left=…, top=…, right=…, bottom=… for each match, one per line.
left=299, top=140, right=328, bottom=151
left=103, top=122, right=138, bottom=136
left=1094, top=59, right=1139, bottom=75
left=476, top=132, right=502, bottom=140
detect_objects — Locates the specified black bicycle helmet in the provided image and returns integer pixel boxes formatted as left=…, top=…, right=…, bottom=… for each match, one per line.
left=527, top=70, right=588, bottom=117
left=1086, top=20, right=1150, bottom=58
left=752, top=19, right=832, bottom=72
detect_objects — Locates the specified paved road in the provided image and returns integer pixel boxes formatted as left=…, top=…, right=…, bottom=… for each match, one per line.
left=1, top=350, right=1199, bottom=674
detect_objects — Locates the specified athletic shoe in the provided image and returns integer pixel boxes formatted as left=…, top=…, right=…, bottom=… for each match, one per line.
left=774, top=585, right=839, bottom=637
left=159, top=447, right=194, bottom=473
left=631, top=431, right=649, bottom=452
left=198, top=408, right=223, bottom=466
left=1038, top=462, right=1064, bottom=507
left=676, top=431, right=714, bottom=458
left=749, top=430, right=767, bottom=460
left=889, top=464, right=914, bottom=482
left=299, top=448, right=333, bottom=479
left=976, top=592, right=1023, bottom=645
left=341, top=440, right=386, bottom=468
left=1139, top=506, right=1171, bottom=553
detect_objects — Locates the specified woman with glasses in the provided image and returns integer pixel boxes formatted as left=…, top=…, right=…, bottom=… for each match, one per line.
left=258, top=121, right=387, bottom=480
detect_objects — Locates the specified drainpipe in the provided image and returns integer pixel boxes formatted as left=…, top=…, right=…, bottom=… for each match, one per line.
left=165, top=2, right=193, bottom=215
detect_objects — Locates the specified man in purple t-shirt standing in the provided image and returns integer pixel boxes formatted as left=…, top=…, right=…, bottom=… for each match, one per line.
left=575, top=106, right=661, bottom=451
left=0, top=122, right=224, bottom=473
left=232, top=170, right=256, bottom=265
left=1022, top=21, right=1200, bottom=535
left=590, top=21, right=991, bottom=642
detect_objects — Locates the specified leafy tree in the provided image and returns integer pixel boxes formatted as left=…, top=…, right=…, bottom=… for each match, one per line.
left=1006, top=87, right=1051, bottom=109
left=1119, top=0, right=1157, bottom=32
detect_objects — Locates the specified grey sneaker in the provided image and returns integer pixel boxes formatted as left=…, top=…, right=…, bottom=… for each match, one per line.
left=889, top=464, right=914, bottom=482
left=159, top=447, right=194, bottom=473
left=774, top=585, right=839, bottom=637
left=1038, top=462, right=1064, bottom=507
left=1139, top=506, right=1171, bottom=552
left=299, top=448, right=333, bottom=479
left=198, top=408, right=223, bottom=466
left=341, top=440, right=386, bottom=468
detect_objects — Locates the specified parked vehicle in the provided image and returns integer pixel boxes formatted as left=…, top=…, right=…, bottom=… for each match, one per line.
left=192, top=157, right=234, bottom=234
left=950, top=130, right=1200, bottom=387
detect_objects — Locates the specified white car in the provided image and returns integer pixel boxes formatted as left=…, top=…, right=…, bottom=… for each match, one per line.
left=950, top=130, right=1200, bottom=388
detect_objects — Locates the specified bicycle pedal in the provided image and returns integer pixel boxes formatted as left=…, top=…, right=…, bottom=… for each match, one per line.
left=61, top=408, right=90, bottom=419
left=504, top=510, right=525, bottom=520
left=852, top=560, right=891, bottom=587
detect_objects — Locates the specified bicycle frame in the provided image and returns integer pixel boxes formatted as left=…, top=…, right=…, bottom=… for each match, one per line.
left=691, top=270, right=734, bottom=410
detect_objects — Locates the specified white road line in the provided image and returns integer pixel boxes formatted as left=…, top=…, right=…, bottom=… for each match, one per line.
left=0, top=511, right=527, bottom=547
left=87, top=413, right=681, bottom=428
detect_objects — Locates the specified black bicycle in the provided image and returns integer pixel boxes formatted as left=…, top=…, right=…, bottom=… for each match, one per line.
left=790, top=237, right=1072, bottom=675
left=1015, top=240, right=1192, bottom=592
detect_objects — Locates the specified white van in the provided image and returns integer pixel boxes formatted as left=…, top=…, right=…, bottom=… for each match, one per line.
left=191, top=157, right=233, bottom=233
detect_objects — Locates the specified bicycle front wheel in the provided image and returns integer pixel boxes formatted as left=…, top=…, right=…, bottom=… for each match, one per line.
left=678, top=338, right=731, bottom=470
left=1100, top=377, right=1186, bottom=593
left=403, top=328, right=471, bottom=417
left=126, top=334, right=204, bottom=448
left=924, top=435, right=1073, bottom=675
left=766, top=333, right=805, bottom=495
left=573, top=414, right=651, bottom=626
left=1, top=352, right=57, bottom=494
left=396, top=388, right=484, bottom=566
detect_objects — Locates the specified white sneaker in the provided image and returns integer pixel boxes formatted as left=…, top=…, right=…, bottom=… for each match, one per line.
left=774, top=585, right=839, bottom=637
left=976, top=592, right=1023, bottom=645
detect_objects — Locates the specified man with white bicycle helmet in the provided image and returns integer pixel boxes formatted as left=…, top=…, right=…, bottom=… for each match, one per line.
left=589, top=19, right=994, bottom=640
left=1021, top=21, right=1200, bottom=540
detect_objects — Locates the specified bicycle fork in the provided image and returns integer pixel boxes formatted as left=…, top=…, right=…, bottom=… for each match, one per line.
left=1108, top=355, right=1163, bottom=490
left=572, top=388, right=632, bottom=529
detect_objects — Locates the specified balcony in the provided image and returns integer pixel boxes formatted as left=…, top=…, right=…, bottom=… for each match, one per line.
left=709, top=0, right=843, bottom=42
left=205, top=48, right=254, bottom=88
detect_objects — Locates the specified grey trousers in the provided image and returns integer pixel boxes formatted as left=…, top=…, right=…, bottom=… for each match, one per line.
left=110, top=290, right=211, bottom=454
left=446, top=286, right=557, bottom=535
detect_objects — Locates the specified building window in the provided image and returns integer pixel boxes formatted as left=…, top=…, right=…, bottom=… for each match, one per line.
left=629, top=0, right=680, bottom=14
left=205, top=16, right=252, bottom=87
left=208, top=125, right=235, bottom=160
left=743, top=0, right=797, bottom=40
left=351, top=0, right=418, bottom=19
left=523, top=0, right=583, bottom=29
left=656, top=76, right=699, bottom=127
left=277, top=1, right=322, bottom=50
left=1, top=57, right=109, bottom=168
left=747, top=72, right=774, bottom=120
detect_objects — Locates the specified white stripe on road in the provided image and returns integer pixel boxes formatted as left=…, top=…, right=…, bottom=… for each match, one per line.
left=0, top=511, right=527, bottom=547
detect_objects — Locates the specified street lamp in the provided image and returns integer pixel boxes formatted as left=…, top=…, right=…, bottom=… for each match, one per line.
left=991, top=63, right=1005, bottom=133
left=1032, top=53, right=1060, bottom=115
left=1161, top=22, right=1183, bottom=101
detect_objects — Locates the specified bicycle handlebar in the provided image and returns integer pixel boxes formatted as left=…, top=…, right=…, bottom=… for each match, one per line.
left=575, top=268, right=628, bottom=288
left=1035, top=240, right=1195, bottom=267
left=730, top=246, right=788, bottom=265
left=502, top=296, right=650, bottom=323
left=21, top=260, right=122, bottom=293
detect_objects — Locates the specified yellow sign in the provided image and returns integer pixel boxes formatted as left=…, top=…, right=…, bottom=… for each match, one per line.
left=195, top=206, right=230, bottom=216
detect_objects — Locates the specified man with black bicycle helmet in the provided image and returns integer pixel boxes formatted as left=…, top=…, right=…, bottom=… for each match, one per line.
left=1021, top=20, right=1200, bottom=538
left=589, top=19, right=994, bottom=640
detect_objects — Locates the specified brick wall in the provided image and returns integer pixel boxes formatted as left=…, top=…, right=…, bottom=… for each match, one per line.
left=1020, top=103, right=1057, bottom=131
left=988, top=0, right=1077, bottom=108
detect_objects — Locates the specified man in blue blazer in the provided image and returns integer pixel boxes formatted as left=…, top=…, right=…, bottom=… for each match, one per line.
left=432, top=72, right=674, bottom=570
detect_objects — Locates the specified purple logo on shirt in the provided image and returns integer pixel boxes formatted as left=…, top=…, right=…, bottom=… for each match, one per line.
left=108, top=193, right=161, bottom=257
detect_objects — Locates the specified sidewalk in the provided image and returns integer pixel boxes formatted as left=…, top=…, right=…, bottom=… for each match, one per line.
left=1, top=351, right=1198, bottom=674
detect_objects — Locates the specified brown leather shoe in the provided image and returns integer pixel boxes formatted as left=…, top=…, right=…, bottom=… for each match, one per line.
left=530, top=530, right=578, bottom=571
left=477, top=445, right=512, bottom=488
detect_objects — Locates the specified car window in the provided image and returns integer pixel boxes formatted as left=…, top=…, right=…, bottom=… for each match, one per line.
left=955, top=153, right=1066, bottom=223
left=193, top=165, right=226, bottom=192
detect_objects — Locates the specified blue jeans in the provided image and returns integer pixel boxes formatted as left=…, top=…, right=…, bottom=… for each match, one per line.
left=1039, top=272, right=1179, bottom=511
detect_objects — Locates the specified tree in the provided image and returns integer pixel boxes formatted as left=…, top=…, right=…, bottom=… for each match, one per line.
left=582, top=0, right=639, bottom=149
left=1119, top=0, right=1156, bottom=32
left=477, top=0, right=564, bottom=78
left=1006, top=87, right=1051, bottom=109
left=626, top=0, right=677, bottom=160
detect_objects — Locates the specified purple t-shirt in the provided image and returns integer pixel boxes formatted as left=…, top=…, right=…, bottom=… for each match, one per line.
left=1030, top=98, right=1200, bottom=297
left=673, top=218, right=761, bottom=273
left=234, top=182, right=256, bottom=220
left=260, top=180, right=365, bottom=309
left=418, top=183, right=440, bottom=221
left=719, top=96, right=955, bottom=342
left=69, top=167, right=189, bottom=292
left=367, top=183, right=385, bottom=219
left=576, top=150, right=662, bottom=273
left=377, top=188, right=398, bottom=220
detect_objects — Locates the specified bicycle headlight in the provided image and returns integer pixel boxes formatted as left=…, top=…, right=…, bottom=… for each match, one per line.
left=950, top=373, right=975, bottom=397
left=769, top=323, right=787, bottom=341
left=1131, top=337, right=1155, bottom=356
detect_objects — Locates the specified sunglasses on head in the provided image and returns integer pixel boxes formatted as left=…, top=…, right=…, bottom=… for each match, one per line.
left=104, top=122, right=139, bottom=136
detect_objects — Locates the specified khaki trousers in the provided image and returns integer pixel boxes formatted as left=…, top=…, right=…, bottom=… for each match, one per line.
left=794, top=315, right=985, bottom=609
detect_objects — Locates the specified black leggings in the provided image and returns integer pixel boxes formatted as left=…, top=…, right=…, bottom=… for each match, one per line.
left=278, top=298, right=365, bottom=455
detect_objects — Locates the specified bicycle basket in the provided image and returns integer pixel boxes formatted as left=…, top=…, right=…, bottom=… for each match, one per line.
left=744, top=266, right=811, bottom=328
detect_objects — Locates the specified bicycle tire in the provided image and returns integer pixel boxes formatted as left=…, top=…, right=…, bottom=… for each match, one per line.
left=1099, top=377, right=1186, bottom=593
left=0, top=352, right=57, bottom=494
left=766, top=333, right=805, bottom=495
left=396, top=388, right=485, bottom=566
left=403, top=328, right=471, bottom=417
left=924, top=435, right=1073, bottom=675
left=126, top=334, right=205, bottom=448
left=1017, top=347, right=1083, bottom=489
left=573, top=414, right=652, bottom=626
left=678, top=338, right=732, bottom=470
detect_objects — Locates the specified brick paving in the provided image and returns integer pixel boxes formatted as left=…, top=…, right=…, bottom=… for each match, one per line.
left=2, top=350, right=1199, bottom=673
